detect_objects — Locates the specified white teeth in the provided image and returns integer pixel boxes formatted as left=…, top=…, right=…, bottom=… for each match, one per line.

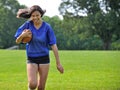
left=34, top=20, right=38, bottom=22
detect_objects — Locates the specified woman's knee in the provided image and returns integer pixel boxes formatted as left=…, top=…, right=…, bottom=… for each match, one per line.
left=28, top=81, right=37, bottom=89
left=38, top=85, right=45, bottom=90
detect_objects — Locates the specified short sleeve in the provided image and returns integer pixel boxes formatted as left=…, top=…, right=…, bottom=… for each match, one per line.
left=47, top=25, right=56, bottom=46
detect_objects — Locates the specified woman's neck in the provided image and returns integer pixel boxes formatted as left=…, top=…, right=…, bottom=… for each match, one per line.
left=34, top=20, right=42, bottom=29
left=34, top=19, right=42, bottom=25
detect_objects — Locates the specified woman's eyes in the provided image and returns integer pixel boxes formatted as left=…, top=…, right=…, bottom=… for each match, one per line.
left=32, top=15, right=39, bottom=17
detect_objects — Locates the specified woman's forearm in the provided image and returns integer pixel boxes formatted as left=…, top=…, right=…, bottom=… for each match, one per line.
left=16, top=34, right=24, bottom=44
left=51, top=44, right=64, bottom=73
left=51, top=44, right=60, bottom=65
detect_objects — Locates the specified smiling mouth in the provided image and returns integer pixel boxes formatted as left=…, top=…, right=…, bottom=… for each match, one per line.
left=34, top=19, right=39, bottom=22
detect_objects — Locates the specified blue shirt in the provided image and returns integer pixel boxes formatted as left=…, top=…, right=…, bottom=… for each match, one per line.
left=15, top=21, right=56, bottom=57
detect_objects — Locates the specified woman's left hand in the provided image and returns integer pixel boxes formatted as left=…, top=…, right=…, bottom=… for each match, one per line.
left=57, top=64, right=64, bottom=74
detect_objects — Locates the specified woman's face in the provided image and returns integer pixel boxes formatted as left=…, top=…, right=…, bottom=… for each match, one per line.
left=31, top=11, right=41, bottom=24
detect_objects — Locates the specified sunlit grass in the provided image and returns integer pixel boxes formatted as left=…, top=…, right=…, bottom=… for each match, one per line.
left=0, top=50, right=120, bottom=90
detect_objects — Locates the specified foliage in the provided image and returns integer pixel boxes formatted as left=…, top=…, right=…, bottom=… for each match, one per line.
left=0, top=0, right=26, bottom=49
left=59, top=0, right=120, bottom=50
left=0, top=0, right=119, bottom=50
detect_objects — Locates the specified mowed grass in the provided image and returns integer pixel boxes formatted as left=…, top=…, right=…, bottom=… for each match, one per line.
left=0, top=50, right=120, bottom=90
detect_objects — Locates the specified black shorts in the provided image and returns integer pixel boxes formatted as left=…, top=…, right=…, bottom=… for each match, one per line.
left=27, top=55, right=50, bottom=64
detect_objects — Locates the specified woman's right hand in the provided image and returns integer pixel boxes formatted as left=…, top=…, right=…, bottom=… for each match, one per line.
left=21, top=29, right=32, bottom=38
left=16, top=29, right=32, bottom=44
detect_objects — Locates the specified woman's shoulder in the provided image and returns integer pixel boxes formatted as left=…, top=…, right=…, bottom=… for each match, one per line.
left=43, top=21, right=54, bottom=32
left=25, top=20, right=32, bottom=24
left=18, top=20, right=32, bottom=30
left=43, top=21, right=51, bottom=27
left=20, top=20, right=30, bottom=26
left=24, top=20, right=33, bottom=28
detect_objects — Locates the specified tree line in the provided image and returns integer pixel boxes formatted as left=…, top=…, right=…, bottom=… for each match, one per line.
left=0, top=0, right=119, bottom=50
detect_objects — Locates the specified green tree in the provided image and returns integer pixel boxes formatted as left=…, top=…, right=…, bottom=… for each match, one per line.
left=59, top=0, right=120, bottom=50
left=0, top=0, right=26, bottom=48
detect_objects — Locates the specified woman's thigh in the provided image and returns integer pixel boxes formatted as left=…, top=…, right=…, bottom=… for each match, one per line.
left=38, top=64, right=50, bottom=86
left=27, top=63, right=38, bottom=84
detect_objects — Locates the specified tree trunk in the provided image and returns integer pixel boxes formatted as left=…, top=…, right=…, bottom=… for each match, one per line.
left=103, top=41, right=111, bottom=50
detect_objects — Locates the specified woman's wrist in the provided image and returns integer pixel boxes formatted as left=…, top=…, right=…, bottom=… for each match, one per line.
left=56, top=59, right=60, bottom=65
left=16, top=34, right=24, bottom=44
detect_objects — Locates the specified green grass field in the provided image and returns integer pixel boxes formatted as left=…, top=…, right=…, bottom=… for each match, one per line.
left=0, top=50, right=120, bottom=90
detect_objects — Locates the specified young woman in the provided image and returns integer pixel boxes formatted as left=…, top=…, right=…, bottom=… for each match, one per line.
left=15, top=5, right=64, bottom=90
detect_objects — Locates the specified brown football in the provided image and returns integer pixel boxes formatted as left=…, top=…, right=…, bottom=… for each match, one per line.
left=22, top=29, right=32, bottom=43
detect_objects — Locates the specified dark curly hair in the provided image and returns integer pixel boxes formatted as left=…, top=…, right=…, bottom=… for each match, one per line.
left=17, top=5, right=46, bottom=19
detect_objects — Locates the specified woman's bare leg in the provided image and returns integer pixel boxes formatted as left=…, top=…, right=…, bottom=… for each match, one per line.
left=27, top=63, right=38, bottom=90
left=38, top=64, right=50, bottom=90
